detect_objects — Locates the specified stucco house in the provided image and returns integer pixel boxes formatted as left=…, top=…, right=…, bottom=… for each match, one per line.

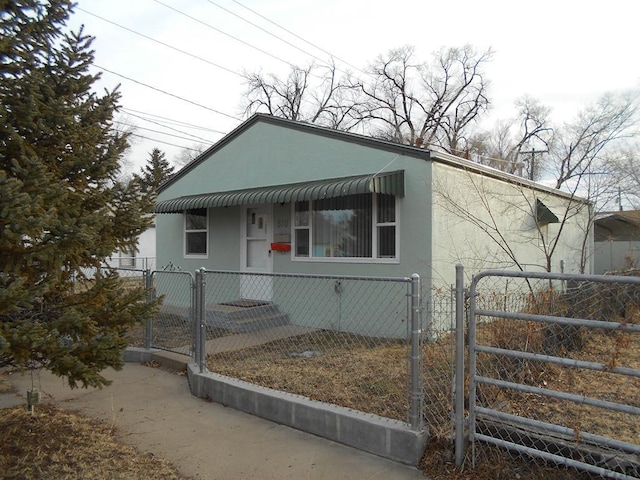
left=107, top=224, right=156, bottom=270
left=154, top=114, right=591, bottom=332
left=594, top=210, right=640, bottom=274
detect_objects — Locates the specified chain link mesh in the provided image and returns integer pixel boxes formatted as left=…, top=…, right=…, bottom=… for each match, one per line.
left=422, top=287, right=457, bottom=440
left=200, top=270, right=416, bottom=423
left=470, top=273, right=640, bottom=479
left=102, top=267, right=148, bottom=348
left=148, top=271, right=194, bottom=355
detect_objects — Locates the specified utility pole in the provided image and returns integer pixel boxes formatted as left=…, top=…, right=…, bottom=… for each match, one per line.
left=519, top=148, right=548, bottom=181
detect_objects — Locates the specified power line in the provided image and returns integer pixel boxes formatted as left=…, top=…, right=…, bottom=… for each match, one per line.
left=231, top=0, right=365, bottom=75
left=118, top=110, right=221, bottom=142
left=121, top=108, right=226, bottom=134
left=204, top=0, right=340, bottom=72
left=114, top=120, right=216, bottom=144
left=151, top=0, right=297, bottom=69
left=94, top=64, right=241, bottom=121
left=129, top=133, right=205, bottom=152
left=76, top=7, right=243, bottom=78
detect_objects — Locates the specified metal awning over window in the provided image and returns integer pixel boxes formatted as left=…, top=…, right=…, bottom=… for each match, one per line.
left=536, top=199, right=559, bottom=225
left=155, top=170, right=405, bottom=214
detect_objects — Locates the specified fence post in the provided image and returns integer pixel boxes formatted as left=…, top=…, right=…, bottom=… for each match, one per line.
left=454, top=264, right=466, bottom=467
left=144, top=269, right=153, bottom=350
left=191, top=272, right=198, bottom=364
left=194, top=268, right=206, bottom=373
left=409, top=273, right=424, bottom=431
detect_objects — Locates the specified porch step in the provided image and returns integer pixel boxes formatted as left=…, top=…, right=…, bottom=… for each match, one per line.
left=205, top=301, right=289, bottom=333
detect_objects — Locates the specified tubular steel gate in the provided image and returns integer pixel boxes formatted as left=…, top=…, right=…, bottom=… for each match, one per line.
left=467, top=270, right=640, bottom=479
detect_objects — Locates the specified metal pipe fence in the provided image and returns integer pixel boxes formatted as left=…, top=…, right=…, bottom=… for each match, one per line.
left=468, top=269, right=640, bottom=479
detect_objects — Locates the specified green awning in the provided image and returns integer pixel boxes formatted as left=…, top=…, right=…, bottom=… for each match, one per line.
left=536, top=199, right=559, bottom=225
left=156, top=170, right=404, bottom=214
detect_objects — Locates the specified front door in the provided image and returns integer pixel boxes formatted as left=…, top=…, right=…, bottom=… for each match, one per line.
left=240, top=205, right=273, bottom=301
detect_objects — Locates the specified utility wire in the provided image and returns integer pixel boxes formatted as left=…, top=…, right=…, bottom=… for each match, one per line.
left=94, top=64, right=241, bottom=121
left=121, top=108, right=225, bottom=133
left=203, top=0, right=345, bottom=73
left=114, top=120, right=216, bottom=144
left=76, top=7, right=243, bottom=78
left=119, top=110, right=222, bottom=141
left=231, top=0, right=366, bottom=75
left=151, top=0, right=297, bottom=69
left=129, top=133, right=206, bottom=152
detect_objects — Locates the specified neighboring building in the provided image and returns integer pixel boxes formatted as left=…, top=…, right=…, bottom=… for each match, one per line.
left=154, top=114, right=591, bottom=333
left=108, top=224, right=156, bottom=271
left=594, top=210, right=640, bottom=274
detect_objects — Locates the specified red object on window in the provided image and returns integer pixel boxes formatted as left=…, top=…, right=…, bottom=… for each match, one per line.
left=270, top=243, right=291, bottom=252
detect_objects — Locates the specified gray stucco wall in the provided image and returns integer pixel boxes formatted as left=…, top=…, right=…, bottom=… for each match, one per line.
left=594, top=239, right=640, bottom=273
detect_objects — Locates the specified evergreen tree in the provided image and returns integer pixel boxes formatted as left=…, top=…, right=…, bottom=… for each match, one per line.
left=135, top=148, right=175, bottom=195
left=0, top=1, right=156, bottom=388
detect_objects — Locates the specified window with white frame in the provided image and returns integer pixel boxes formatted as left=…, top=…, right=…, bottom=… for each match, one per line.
left=294, top=193, right=397, bottom=260
left=184, top=208, right=207, bottom=256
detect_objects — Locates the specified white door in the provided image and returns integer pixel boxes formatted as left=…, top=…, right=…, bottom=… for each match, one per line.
left=240, top=205, right=273, bottom=301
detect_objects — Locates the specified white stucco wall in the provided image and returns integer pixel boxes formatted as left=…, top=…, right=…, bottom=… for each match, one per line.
left=430, top=162, right=591, bottom=288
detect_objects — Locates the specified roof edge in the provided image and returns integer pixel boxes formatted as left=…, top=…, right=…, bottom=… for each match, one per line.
left=158, top=114, right=588, bottom=205
left=429, top=151, right=589, bottom=203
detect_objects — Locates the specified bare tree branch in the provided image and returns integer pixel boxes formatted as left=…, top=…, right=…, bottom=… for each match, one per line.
left=351, top=45, right=493, bottom=152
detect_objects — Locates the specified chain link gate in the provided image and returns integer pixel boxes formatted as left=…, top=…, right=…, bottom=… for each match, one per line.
left=147, top=270, right=195, bottom=356
left=464, top=269, right=640, bottom=479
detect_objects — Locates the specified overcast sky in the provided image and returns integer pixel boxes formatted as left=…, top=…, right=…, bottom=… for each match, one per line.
left=66, top=0, right=640, bottom=173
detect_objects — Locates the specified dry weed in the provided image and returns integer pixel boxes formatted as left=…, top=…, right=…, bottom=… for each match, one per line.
left=0, top=405, right=186, bottom=480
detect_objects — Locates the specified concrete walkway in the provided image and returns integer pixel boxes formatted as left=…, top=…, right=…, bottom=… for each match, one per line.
left=1, top=363, right=425, bottom=480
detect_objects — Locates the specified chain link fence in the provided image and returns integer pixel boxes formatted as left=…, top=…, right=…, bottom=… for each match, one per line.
left=104, top=256, right=155, bottom=271
left=140, top=267, right=458, bottom=441
left=105, top=263, right=640, bottom=477
left=422, top=286, right=458, bottom=441
left=193, top=270, right=423, bottom=426
left=93, top=267, right=149, bottom=349
left=468, top=270, right=640, bottom=479
left=147, top=270, right=195, bottom=355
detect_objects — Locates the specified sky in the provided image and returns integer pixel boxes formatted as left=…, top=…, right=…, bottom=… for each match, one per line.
left=65, top=0, right=640, bottom=174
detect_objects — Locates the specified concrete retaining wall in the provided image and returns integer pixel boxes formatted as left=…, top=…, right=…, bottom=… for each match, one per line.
left=186, top=363, right=428, bottom=466
left=124, top=348, right=428, bottom=466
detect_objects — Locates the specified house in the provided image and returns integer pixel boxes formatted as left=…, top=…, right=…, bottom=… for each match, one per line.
left=154, top=114, right=591, bottom=333
left=594, top=210, right=640, bottom=274
left=107, top=224, right=156, bottom=270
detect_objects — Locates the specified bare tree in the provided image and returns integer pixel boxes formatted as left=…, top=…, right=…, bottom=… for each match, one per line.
left=601, top=144, right=640, bottom=209
left=435, top=91, right=640, bottom=275
left=174, top=142, right=208, bottom=168
left=469, top=96, right=553, bottom=179
left=241, top=61, right=360, bottom=130
left=549, top=91, right=639, bottom=190
left=351, top=45, right=493, bottom=151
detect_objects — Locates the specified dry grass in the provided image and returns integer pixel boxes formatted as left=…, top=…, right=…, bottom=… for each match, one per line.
left=206, top=322, right=639, bottom=480
left=0, top=404, right=186, bottom=480
left=209, top=331, right=409, bottom=420
left=476, top=322, right=640, bottom=445
left=0, top=374, right=15, bottom=395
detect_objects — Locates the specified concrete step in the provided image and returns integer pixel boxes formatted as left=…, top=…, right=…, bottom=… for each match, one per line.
left=204, top=301, right=290, bottom=333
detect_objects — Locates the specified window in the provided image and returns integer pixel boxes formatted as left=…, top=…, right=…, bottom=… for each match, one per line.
left=294, top=193, right=397, bottom=260
left=185, top=208, right=207, bottom=256
left=118, top=248, right=136, bottom=268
